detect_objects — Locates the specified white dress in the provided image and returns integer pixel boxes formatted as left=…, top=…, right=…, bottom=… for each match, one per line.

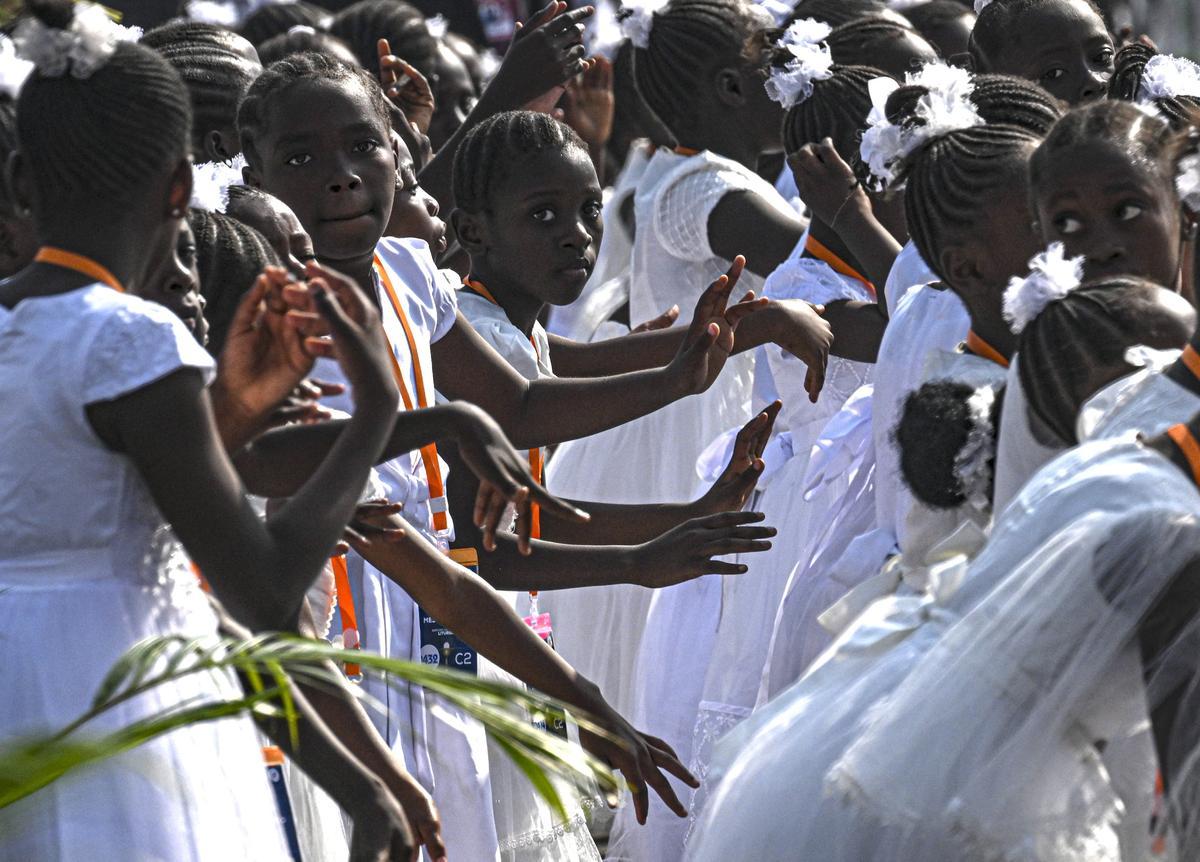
left=685, top=248, right=873, bottom=818
left=539, top=145, right=689, bottom=722
left=455, top=290, right=603, bottom=862
left=758, top=287, right=975, bottom=699
left=603, top=149, right=796, bottom=862
left=991, top=353, right=1069, bottom=516
left=317, top=237, right=505, bottom=861
left=689, top=438, right=1195, bottom=862
left=0, top=285, right=288, bottom=861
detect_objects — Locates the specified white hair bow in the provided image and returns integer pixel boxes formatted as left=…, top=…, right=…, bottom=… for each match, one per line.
left=619, top=0, right=670, bottom=49
left=191, top=155, right=248, bottom=214
left=765, top=18, right=834, bottom=108
left=1002, top=243, right=1085, bottom=334
left=14, top=1, right=141, bottom=80
left=1138, top=53, right=1200, bottom=103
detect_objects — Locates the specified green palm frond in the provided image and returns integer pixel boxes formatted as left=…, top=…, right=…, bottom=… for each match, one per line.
left=0, top=634, right=622, bottom=821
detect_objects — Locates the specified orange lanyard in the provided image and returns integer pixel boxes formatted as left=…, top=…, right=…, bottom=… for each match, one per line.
left=1179, top=343, right=1200, bottom=383
left=34, top=246, right=125, bottom=293
left=1167, top=423, right=1200, bottom=486
left=673, top=145, right=700, bottom=156
left=804, top=235, right=876, bottom=297
left=331, top=555, right=362, bottom=679
left=464, top=277, right=543, bottom=540
left=965, top=330, right=1010, bottom=369
left=374, top=254, right=449, bottom=534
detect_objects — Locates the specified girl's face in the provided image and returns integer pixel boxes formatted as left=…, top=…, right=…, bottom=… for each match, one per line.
left=247, top=77, right=396, bottom=269
left=386, top=135, right=447, bottom=254
left=226, top=190, right=315, bottom=271
left=984, top=0, right=1113, bottom=105
left=142, top=221, right=208, bottom=346
left=1034, top=139, right=1183, bottom=289
left=464, top=145, right=603, bottom=306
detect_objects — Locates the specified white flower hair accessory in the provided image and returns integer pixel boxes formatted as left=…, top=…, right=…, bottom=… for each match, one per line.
left=619, top=0, right=670, bottom=49
left=974, top=0, right=993, bottom=12
left=0, top=35, right=33, bottom=100
left=190, top=154, right=247, bottom=213
left=953, top=385, right=996, bottom=513
left=859, top=61, right=982, bottom=188
left=13, top=1, right=141, bottom=80
left=1002, top=242, right=1085, bottom=334
left=1176, top=151, right=1200, bottom=214
left=764, top=18, right=833, bottom=108
left=1137, top=53, right=1200, bottom=103
left=185, top=0, right=240, bottom=27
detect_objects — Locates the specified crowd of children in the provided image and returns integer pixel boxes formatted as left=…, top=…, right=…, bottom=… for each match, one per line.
left=7, top=0, right=1200, bottom=859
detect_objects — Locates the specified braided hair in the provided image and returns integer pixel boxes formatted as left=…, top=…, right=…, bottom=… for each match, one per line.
left=188, top=208, right=280, bottom=355
left=256, top=27, right=358, bottom=66
left=237, top=51, right=391, bottom=169
left=1018, top=277, right=1194, bottom=444
left=903, top=1, right=976, bottom=58
left=628, top=0, right=767, bottom=140
left=1030, top=100, right=1185, bottom=197
left=18, top=0, right=192, bottom=213
left=329, top=0, right=437, bottom=75
left=778, top=64, right=881, bottom=165
left=889, top=77, right=1063, bottom=281
left=452, top=110, right=587, bottom=214
left=239, top=2, right=329, bottom=49
left=786, top=0, right=898, bottom=27
left=826, top=16, right=922, bottom=66
left=140, top=20, right=260, bottom=159
left=895, top=379, right=1001, bottom=510
left=1109, top=43, right=1200, bottom=132
left=968, top=0, right=1104, bottom=71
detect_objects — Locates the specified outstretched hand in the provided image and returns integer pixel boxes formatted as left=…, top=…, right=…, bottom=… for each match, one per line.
left=668, top=255, right=768, bottom=396
left=695, top=400, right=782, bottom=515
left=378, top=38, right=436, bottom=137
left=561, top=54, right=614, bottom=147
left=494, top=2, right=594, bottom=112
left=633, top=510, right=775, bottom=588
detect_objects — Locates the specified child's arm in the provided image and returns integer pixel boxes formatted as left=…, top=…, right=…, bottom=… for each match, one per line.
left=433, top=259, right=797, bottom=448
left=708, top=190, right=809, bottom=279
left=349, top=526, right=702, bottom=821
left=789, top=140, right=902, bottom=294
left=90, top=270, right=399, bottom=633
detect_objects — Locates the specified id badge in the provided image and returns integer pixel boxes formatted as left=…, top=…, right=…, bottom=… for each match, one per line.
left=263, top=746, right=302, bottom=861
left=524, top=611, right=569, bottom=740
left=419, top=548, right=480, bottom=674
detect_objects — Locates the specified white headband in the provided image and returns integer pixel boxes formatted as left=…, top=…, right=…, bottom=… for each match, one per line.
left=619, top=0, right=670, bottom=49
left=953, top=385, right=997, bottom=513
left=859, top=61, right=982, bottom=188
left=14, top=1, right=141, bottom=80
left=765, top=18, right=833, bottom=109
left=1002, top=242, right=1085, bottom=334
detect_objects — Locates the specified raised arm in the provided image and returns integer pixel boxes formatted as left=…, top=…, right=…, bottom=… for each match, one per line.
left=89, top=277, right=399, bottom=633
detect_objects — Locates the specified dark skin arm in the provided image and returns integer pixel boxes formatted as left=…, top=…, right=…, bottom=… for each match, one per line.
left=432, top=260, right=757, bottom=450
left=87, top=280, right=399, bottom=633
left=708, top=189, right=808, bottom=280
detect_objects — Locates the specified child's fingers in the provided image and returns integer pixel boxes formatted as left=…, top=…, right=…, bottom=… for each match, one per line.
left=755, top=401, right=782, bottom=458
left=527, top=485, right=590, bottom=523
left=723, top=296, right=770, bottom=330
left=225, top=274, right=271, bottom=340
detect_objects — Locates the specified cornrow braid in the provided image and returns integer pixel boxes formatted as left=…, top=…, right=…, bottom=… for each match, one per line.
left=1109, top=43, right=1200, bottom=132
left=188, top=208, right=280, bottom=355
left=18, top=1, right=192, bottom=213
left=1030, top=100, right=1183, bottom=195
left=452, top=110, right=587, bottom=214
left=780, top=64, right=882, bottom=169
left=884, top=73, right=1063, bottom=139
left=969, top=0, right=1104, bottom=70
left=898, top=123, right=1043, bottom=283
left=894, top=378, right=1001, bottom=510
left=239, top=2, right=329, bottom=50
left=256, top=27, right=357, bottom=66
left=826, top=16, right=922, bottom=68
left=1018, top=278, right=1191, bottom=445
left=629, top=0, right=764, bottom=139
left=786, top=0, right=897, bottom=27
left=140, top=20, right=261, bottom=159
left=237, top=51, right=391, bottom=169
left=329, top=0, right=437, bottom=76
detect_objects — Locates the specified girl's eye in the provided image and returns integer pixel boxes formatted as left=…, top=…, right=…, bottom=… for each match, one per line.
left=1116, top=203, right=1144, bottom=222
left=179, top=244, right=197, bottom=267
left=285, top=153, right=312, bottom=167
left=532, top=208, right=555, bottom=223
left=1054, top=214, right=1084, bottom=235
left=1041, top=67, right=1067, bottom=82
left=352, top=140, right=380, bottom=154
left=1094, top=46, right=1115, bottom=66
left=584, top=202, right=602, bottom=220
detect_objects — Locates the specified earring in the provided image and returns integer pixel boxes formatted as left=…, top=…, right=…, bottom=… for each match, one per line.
left=171, top=207, right=184, bottom=218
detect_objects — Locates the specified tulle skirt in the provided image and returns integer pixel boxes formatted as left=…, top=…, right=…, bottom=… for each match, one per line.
left=0, top=548, right=289, bottom=862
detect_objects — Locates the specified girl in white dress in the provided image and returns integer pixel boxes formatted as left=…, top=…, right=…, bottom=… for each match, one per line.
left=0, top=5, right=414, bottom=858
left=688, top=263, right=1198, bottom=862
left=239, top=53, right=780, bottom=859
